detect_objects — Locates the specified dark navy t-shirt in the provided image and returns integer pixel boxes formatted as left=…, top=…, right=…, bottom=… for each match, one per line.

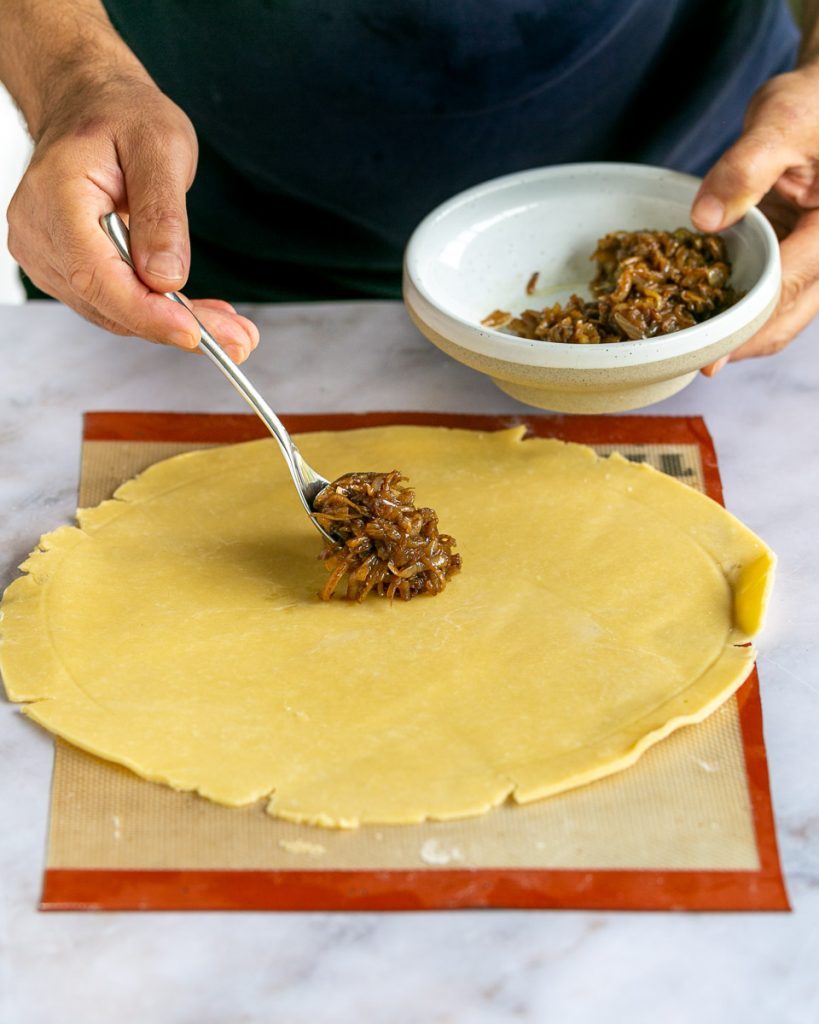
left=97, top=0, right=798, bottom=301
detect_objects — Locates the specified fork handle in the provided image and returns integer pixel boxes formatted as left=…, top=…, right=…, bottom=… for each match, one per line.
left=99, top=212, right=327, bottom=517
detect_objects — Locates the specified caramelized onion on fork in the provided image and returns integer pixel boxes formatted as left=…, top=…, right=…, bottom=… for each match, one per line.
left=312, top=471, right=461, bottom=602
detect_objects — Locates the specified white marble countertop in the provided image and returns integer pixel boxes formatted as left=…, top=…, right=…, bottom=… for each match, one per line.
left=1, top=300, right=817, bottom=1024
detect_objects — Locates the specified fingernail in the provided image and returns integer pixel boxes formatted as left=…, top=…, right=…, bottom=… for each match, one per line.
left=170, top=330, right=198, bottom=349
left=146, top=251, right=184, bottom=280
left=692, top=194, right=725, bottom=232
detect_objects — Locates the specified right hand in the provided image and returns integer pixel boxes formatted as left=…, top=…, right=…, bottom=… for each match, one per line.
left=7, top=75, right=259, bottom=362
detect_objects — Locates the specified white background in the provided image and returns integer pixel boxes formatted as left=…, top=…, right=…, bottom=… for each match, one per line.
left=0, top=85, right=31, bottom=303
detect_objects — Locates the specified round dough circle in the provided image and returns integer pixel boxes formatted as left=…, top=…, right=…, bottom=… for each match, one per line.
left=0, top=426, right=773, bottom=827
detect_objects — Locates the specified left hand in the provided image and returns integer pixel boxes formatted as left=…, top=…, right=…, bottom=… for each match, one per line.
left=691, top=63, right=819, bottom=375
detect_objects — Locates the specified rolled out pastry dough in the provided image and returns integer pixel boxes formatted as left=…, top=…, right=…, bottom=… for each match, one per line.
left=0, top=426, right=774, bottom=827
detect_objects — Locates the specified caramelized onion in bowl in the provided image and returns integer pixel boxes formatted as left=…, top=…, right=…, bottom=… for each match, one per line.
left=484, top=229, right=741, bottom=345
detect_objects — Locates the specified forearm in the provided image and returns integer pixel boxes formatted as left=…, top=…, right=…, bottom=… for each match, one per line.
left=0, top=0, right=151, bottom=139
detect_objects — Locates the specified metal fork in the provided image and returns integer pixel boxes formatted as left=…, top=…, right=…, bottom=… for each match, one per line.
left=100, top=212, right=336, bottom=544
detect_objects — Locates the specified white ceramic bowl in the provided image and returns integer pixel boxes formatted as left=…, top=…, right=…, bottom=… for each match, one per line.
left=403, top=163, right=780, bottom=413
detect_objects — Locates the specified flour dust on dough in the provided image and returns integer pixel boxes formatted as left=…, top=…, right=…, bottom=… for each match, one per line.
left=0, top=426, right=775, bottom=827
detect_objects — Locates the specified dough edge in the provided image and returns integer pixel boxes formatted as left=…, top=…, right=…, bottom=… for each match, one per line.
left=0, top=427, right=774, bottom=828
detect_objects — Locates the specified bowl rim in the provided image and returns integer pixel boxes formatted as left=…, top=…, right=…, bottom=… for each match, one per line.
left=403, top=162, right=781, bottom=369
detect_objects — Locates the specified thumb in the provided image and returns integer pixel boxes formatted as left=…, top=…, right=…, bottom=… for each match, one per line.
left=691, top=131, right=798, bottom=233
left=123, top=130, right=196, bottom=293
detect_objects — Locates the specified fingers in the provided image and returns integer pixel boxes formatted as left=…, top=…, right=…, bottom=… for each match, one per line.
left=690, top=72, right=817, bottom=232
left=692, top=131, right=798, bottom=232
left=51, top=185, right=258, bottom=359
left=6, top=97, right=256, bottom=361
left=692, top=69, right=819, bottom=372
left=122, top=125, right=197, bottom=293
left=774, top=163, right=819, bottom=208
left=190, top=301, right=260, bottom=363
left=26, top=251, right=259, bottom=361
left=44, top=172, right=202, bottom=348
left=193, top=298, right=238, bottom=314
left=17, top=252, right=133, bottom=336
left=757, top=190, right=801, bottom=240
left=14, top=184, right=258, bottom=360
left=8, top=142, right=204, bottom=350
left=706, top=208, right=819, bottom=369
left=700, top=356, right=729, bottom=377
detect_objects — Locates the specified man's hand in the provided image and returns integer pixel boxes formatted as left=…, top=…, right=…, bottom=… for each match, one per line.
left=8, top=79, right=258, bottom=362
left=692, top=63, right=819, bottom=374
left=1, top=1, right=258, bottom=362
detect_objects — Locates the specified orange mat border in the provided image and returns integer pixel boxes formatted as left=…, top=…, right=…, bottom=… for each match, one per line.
left=40, top=411, right=788, bottom=912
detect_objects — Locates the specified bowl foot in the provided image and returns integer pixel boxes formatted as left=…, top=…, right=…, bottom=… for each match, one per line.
left=493, top=372, right=697, bottom=413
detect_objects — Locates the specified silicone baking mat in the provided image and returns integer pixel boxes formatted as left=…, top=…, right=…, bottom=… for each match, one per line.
left=37, top=411, right=788, bottom=912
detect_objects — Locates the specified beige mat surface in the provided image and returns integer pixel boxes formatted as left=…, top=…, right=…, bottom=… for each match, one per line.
left=46, top=435, right=758, bottom=874
left=31, top=411, right=787, bottom=910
